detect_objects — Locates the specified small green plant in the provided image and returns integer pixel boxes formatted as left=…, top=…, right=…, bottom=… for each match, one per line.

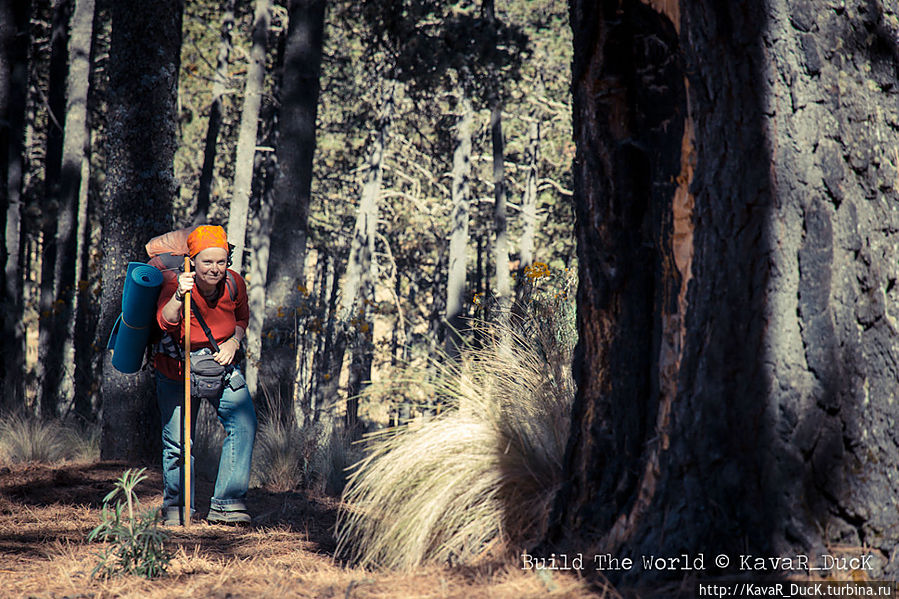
left=87, top=468, right=171, bottom=579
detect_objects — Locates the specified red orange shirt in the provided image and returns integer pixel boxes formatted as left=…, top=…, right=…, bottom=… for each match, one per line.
left=153, top=269, right=249, bottom=380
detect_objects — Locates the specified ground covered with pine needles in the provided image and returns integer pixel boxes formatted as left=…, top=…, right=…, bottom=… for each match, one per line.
left=0, top=460, right=606, bottom=598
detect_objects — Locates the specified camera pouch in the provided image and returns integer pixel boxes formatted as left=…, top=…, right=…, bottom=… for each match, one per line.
left=190, top=350, right=226, bottom=399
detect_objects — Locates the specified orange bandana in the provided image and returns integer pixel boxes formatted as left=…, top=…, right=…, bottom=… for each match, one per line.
left=187, top=225, right=229, bottom=257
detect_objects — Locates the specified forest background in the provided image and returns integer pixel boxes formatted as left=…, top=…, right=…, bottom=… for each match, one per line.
left=9, top=0, right=897, bottom=591
left=0, top=0, right=576, bottom=459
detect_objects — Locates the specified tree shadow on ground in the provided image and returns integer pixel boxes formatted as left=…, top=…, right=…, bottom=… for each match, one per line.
left=0, top=460, right=340, bottom=562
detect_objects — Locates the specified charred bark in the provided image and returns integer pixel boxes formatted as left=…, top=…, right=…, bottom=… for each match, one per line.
left=99, top=0, right=182, bottom=462
left=550, top=0, right=899, bottom=583
left=39, top=0, right=94, bottom=418
left=0, top=0, right=31, bottom=413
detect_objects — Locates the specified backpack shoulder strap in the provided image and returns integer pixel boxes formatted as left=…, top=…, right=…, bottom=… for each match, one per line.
left=225, top=271, right=237, bottom=302
left=190, top=296, right=221, bottom=353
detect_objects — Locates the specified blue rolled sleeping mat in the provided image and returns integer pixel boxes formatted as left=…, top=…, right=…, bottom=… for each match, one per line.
left=107, top=262, right=164, bottom=373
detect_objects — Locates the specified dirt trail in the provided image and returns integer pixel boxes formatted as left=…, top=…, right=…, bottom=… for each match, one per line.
left=0, top=461, right=601, bottom=598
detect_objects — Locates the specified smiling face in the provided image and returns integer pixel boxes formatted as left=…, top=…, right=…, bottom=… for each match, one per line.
left=192, top=247, right=228, bottom=292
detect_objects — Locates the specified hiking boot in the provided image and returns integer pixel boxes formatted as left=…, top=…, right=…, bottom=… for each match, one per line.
left=160, top=506, right=195, bottom=526
left=207, top=505, right=252, bottom=525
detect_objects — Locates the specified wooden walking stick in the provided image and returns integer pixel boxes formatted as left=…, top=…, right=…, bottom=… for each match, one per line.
left=183, top=257, right=192, bottom=527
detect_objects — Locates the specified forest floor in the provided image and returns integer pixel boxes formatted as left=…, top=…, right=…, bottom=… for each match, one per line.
left=0, top=461, right=609, bottom=599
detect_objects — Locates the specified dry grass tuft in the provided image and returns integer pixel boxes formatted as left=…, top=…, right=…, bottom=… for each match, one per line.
left=335, top=313, right=574, bottom=570
left=252, top=416, right=308, bottom=492
left=0, top=412, right=99, bottom=465
left=251, top=415, right=360, bottom=495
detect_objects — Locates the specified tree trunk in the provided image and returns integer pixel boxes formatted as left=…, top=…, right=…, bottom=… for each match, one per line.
left=71, top=0, right=106, bottom=424
left=194, top=0, right=235, bottom=224
left=482, top=0, right=509, bottom=327
left=512, top=114, right=539, bottom=313
left=444, top=92, right=473, bottom=359
left=245, top=151, right=274, bottom=401
left=34, top=0, right=71, bottom=418
left=340, top=83, right=393, bottom=432
left=490, top=103, right=510, bottom=325
left=99, top=0, right=182, bottom=462
left=260, top=0, right=325, bottom=408
left=38, top=0, right=94, bottom=419
left=0, top=0, right=31, bottom=413
left=310, top=251, right=343, bottom=424
left=227, top=0, right=269, bottom=270
left=550, top=0, right=899, bottom=582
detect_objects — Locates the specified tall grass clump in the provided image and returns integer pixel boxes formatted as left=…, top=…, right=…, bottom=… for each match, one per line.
left=251, top=415, right=309, bottom=492
left=335, top=299, right=576, bottom=570
left=0, top=412, right=99, bottom=464
left=250, top=385, right=361, bottom=494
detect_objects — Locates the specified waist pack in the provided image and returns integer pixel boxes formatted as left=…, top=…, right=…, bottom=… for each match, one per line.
left=190, top=350, right=227, bottom=399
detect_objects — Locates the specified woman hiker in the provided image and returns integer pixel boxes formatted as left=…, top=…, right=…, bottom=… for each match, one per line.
left=155, top=224, right=257, bottom=525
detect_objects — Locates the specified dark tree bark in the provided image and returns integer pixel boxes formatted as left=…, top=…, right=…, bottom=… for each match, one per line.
left=0, top=0, right=31, bottom=413
left=99, top=0, right=183, bottom=462
left=38, top=0, right=94, bottom=418
left=71, top=0, right=107, bottom=424
left=35, top=3, right=72, bottom=420
left=549, top=0, right=899, bottom=583
left=194, top=0, right=235, bottom=224
left=260, top=0, right=325, bottom=407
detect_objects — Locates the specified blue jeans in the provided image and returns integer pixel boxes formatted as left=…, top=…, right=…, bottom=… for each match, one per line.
left=156, top=368, right=257, bottom=512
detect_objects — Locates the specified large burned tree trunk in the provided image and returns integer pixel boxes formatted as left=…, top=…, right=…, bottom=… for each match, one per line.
left=551, top=0, right=899, bottom=581
left=99, top=0, right=183, bottom=462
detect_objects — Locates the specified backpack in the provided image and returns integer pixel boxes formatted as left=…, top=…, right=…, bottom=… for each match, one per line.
left=144, top=226, right=237, bottom=362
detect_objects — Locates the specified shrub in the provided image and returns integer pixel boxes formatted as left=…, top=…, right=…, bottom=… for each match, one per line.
left=251, top=416, right=307, bottom=492
left=335, top=310, right=575, bottom=570
left=251, top=415, right=360, bottom=495
left=0, top=413, right=98, bottom=465
left=87, top=468, right=171, bottom=579
left=310, top=423, right=360, bottom=496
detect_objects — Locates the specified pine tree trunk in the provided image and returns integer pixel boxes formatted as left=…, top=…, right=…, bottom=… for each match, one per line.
left=245, top=151, right=274, bottom=400
left=260, top=0, right=325, bottom=408
left=0, top=0, right=30, bottom=413
left=513, top=114, right=539, bottom=312
left=340, top=84, right=393, bottom=432
left=99, top=0, right=182, bottom=462
left=227, top=0, right=269, bottom=270
left=34, top=0, right=71, bottom=418
left=72, top=0, right=105, bottom=424
left=444, top=92, right=473, bottom=358
left=38, top=0, right=94, bottom=418
left=194, top=0, right=235, bottom=224
left=550, top=0, right=899, bottom=582
left=490, top=103, right=510, bottom=326
left=311, top=252, right=342, bottom=423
